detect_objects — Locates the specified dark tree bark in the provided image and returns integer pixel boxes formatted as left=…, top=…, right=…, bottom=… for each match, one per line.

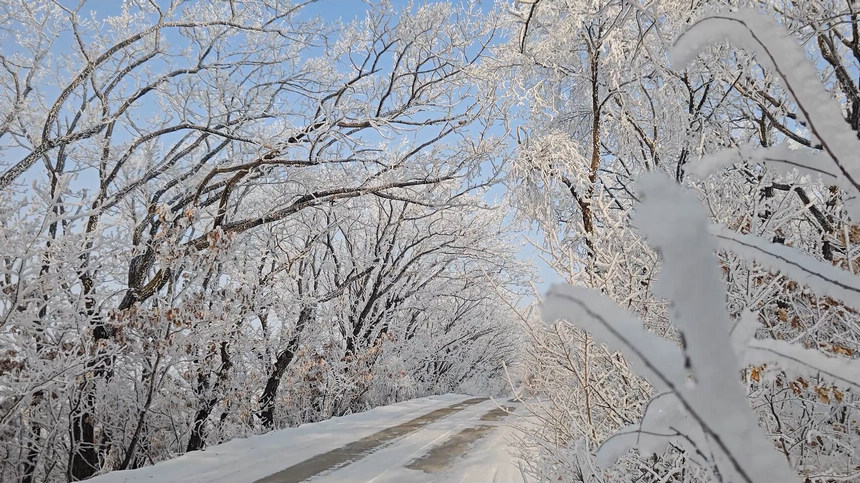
left=259, top=307, right=313, bottom=428
left=186, top=341, right=232, bottom=452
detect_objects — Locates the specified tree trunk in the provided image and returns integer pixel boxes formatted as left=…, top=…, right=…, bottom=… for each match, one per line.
left=258, top=307, right=313, bottom=428
left=69, top=396, right=99, bottom=481
left=186, top=341, right=232, bottom=452
left=186, top=406, right=213, bottom=453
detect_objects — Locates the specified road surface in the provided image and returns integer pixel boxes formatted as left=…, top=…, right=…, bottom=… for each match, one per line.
left=91, top=395, right=526, bottom=483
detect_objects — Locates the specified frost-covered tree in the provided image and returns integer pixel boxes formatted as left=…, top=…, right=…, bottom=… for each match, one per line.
left=517, top=0, right=860, bottom=481
left=497, top=0, right=699, bottom=479
left=0, top=1, right=520, bottom=481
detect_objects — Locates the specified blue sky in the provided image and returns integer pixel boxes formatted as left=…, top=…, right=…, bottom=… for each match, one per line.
left=300, top=0, right=378, bottom=21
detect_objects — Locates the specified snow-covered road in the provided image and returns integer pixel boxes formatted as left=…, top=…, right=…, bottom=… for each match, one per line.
left=91, top=395, right=527, bottom=483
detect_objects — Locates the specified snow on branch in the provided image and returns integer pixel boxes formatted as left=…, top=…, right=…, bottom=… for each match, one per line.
left=688, top=144, right=840, bottom=187
left=540, top=285, right=685, bottom=393
left=544, top=174, right=799, bottom=483
left=746, top=339, right=860, bottom=391
left=710, top=226, right=860, bottom=307
left=672, top=9, right=860, bottom=218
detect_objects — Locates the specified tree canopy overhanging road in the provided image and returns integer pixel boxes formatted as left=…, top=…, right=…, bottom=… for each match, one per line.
left=1, top=1, right=859, bottom=482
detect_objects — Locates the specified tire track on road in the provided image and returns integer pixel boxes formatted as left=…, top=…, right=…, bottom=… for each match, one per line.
left=254, top=397, right=487, bottom=483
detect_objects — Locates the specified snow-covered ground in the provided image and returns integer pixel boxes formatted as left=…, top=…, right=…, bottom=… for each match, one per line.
left=90, top=394, right=526, bottom=483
